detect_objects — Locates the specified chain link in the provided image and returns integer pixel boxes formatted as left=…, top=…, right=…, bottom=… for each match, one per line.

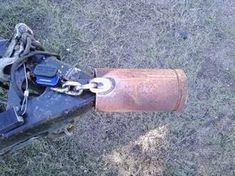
left=89, top=78, right=114, bottom=94
left=51, top=77, right=113, bottom=96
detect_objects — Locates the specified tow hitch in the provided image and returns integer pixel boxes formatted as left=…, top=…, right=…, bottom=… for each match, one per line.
left=0, top=23, right=187, bottom=154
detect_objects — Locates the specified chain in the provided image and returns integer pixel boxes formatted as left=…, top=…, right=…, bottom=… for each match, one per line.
left=4, top=23, right=37, bottom=58
left=51, top=77, right=113, bottom=96
left=0, top=23, right=44, bottom=114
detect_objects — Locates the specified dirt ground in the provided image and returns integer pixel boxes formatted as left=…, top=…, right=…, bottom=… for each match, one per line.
left=0, top=0, right=234, bottom=175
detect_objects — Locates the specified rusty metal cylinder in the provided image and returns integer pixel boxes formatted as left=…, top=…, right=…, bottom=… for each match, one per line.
left=94, top=68, right=187, bottom=112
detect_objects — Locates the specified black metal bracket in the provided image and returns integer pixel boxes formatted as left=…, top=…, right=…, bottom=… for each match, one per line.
left=0, top=39, right=95, bottom=139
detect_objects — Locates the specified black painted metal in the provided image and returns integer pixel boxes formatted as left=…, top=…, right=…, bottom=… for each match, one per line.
left=0, top=108, right=24, bottom=133
left=0, top=39, right=8, bottom=57
left=0, top=38, right=95, bottom=154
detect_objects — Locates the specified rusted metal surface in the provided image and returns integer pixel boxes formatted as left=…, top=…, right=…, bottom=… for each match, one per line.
left=95, top=68, right=187, bottom=112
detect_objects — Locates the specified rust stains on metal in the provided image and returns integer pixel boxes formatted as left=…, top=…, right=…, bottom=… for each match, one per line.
left=94, top=68, right=187, bottom=112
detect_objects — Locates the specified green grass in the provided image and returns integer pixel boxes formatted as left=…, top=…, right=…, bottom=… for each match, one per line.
left=0, top=0, right=235, bottom=175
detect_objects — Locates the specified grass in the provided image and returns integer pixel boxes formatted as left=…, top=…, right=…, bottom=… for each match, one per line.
left=0, top=0, right=235, bottom=175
